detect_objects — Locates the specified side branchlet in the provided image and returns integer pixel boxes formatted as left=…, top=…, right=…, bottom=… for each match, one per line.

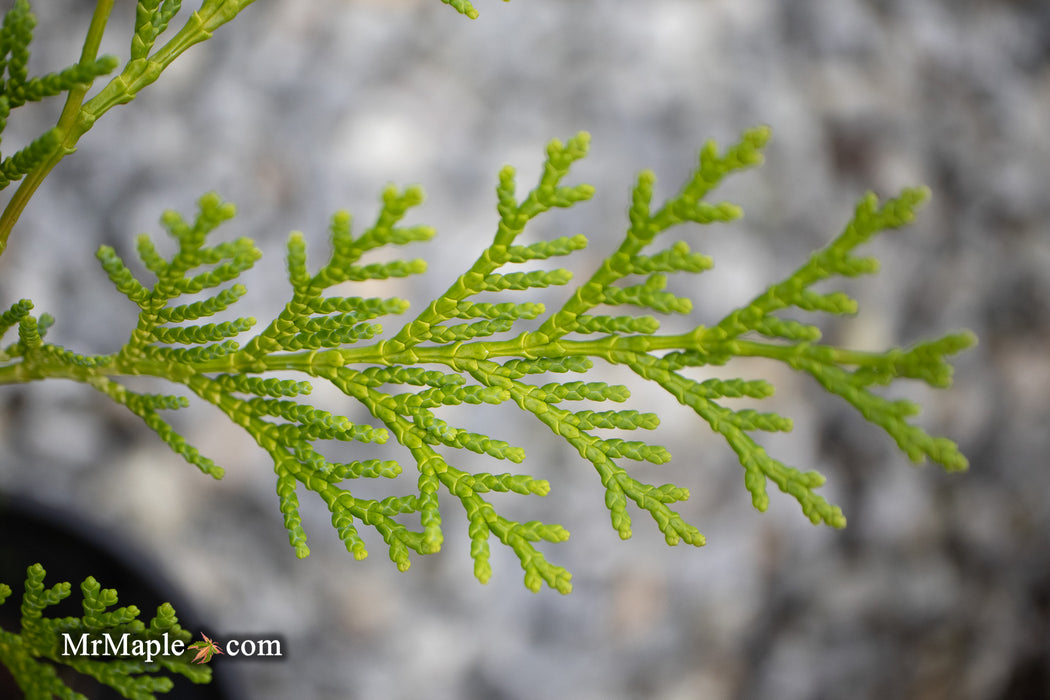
left=0, top=0, right=117, bottom=190
left=0, top=564, right=208, bottom=699
left=0, top=128, right=975, bottom=594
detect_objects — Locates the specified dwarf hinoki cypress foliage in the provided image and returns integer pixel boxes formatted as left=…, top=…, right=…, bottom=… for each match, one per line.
left=0, top=0, right=974, bottom=697
left=0, top=0, right=115, bottom=193
left=0, top=564, right=209, bottom=697
left=2, top=128, right=973, bottom=592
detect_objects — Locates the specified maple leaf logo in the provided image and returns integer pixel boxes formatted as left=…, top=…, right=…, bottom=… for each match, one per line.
left=187, top=633, right=224, bottom=664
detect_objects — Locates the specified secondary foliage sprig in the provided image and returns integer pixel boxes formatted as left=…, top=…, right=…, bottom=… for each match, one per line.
left=0, top=564, right=209, bottom=700
left=0, top=127, right=975, bottom=593
left=0, top=0, right=116, bottom=192
left=0, top=0, right=261, bottom=255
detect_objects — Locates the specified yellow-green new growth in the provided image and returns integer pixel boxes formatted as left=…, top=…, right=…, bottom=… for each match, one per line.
left=439, top=0, right=512, bottom=20
left=0, top=129, right=974, bottom=594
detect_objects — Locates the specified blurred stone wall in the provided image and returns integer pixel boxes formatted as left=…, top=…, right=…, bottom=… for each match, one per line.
left=1, top=1, right=1048, bottom=698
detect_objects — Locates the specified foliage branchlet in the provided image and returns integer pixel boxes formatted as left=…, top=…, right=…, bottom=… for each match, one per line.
left=0, top=128, right=975, bottom=594
left=0, top=564, right=209, bottom=700
left=0, top=0, right=262, bottom=255
left=0, top=0, right=117, bottom=191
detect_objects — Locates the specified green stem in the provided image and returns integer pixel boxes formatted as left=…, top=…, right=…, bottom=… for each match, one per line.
left=81, top=1, right=260, bottom=120
left=0, top=0, right=115, bottom=259
left=0, top=331, right=901, bottom=389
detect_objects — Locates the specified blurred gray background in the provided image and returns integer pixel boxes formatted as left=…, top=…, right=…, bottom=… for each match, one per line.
left=1, top=0, right=1048, bottom=698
